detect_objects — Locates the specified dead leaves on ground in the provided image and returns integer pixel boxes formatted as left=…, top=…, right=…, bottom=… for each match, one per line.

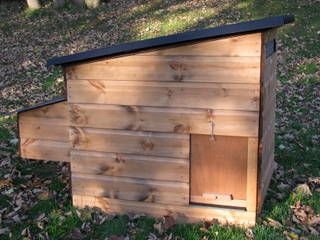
left=291, top=201, right=320, bottom=236
left=153, top=215, right=176, bottom=235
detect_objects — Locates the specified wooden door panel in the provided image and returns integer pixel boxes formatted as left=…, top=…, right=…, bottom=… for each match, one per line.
left=190, top=135, right=248, bottom=206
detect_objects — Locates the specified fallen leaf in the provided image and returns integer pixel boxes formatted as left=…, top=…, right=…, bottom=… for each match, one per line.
left=308, top=226, right=319, bottom=236
left=0, top=227, right=9, bottom=235
left=277, top=182, right=290, bottom=191
left=36, top=213, right=46, bottom=221
left=288, top=231, right=299, bottom=239
left=203, top=219, right=218, bottom=230
left=309, top=216, right=320, bottom=226
left=153, top=222, right=163, bottom=234
left=37, top=191, right=50, bottom=201
left=245, top=228, right=254, bottom=239
left=0, top=179, right=12, bottom=188
left=109, top=235, right=125, bottom=240
left=266, top=217, right=283, bottom=228
left=68, top=228, right=85, bottom=240
left=294, top=183, right=312, bottom=197
left=147, top=233, right=158, bottom=240
left=163, top=215, right=175, bottom=231
left=12, top=214, right=20, bottom=223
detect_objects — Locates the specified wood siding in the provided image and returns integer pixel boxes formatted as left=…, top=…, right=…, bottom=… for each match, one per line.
left=257, top=30, right=277, bottom=212
left=20, top=138, right=70, bottom=162
left=71, top=150, right=189, bottom=182
left=70, top=128, right=190, bottom=158
left=66, top=55, right=260, bottom=83
left=69, top=104, right=259, bottom=137
left=73, top=194, right=256, bottom=226
left=68, top=81, right=260, bottom=111
left=19, top=101, right=70, bottom=162
left=72, top=173, right=189, bottom=205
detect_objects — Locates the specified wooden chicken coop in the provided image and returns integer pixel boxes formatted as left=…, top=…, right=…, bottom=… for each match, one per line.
left=17, top=15, right=294, bottom=226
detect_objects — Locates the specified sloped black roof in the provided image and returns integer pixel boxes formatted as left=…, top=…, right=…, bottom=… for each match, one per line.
left=47, top=15, right=294, bottom=66
left=17, top=96, right=66, bottom=114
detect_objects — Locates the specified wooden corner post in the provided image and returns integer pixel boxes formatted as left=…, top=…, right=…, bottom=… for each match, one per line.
left=246, top=138, right=258, bottom=215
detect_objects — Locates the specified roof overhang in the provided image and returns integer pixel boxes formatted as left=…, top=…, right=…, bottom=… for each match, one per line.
left=47, top=15, right=294, bottom=67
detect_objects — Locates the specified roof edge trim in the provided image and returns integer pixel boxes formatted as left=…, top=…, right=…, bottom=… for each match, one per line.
left=17, top=96, right=67, bottom=114
left=47, top=15, right=294, bottom=67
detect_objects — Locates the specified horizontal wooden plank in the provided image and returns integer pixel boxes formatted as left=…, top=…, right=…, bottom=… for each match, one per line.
left=66, top=55, right=260, bottom=83
left=69, top=104, right=259, bottom=137
left=71, top=150, right=189, bottom=182
left=190, top=196, right=246, bottom=208
left=70, top=128, right=190, bottom=158
left=19, top=116, right=68, bottom=141
left=72, top=173, right=189, bottom=205
left=20, top=138, right=70, bottom=162
left=68, top=81, right=260, bottom=111
left=72, top=195, right=256, bottom=226
left=141, top=33, right=262, bottom=57
left=18, top=101, right=67, bottom=119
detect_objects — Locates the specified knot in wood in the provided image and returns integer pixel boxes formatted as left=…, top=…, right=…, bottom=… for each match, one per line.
left=70, top=105, right=87, bottom=125
left=125, top=105, right=139, bottom=113
left=141, top=139, right=154, bottom=151
left=115, top=154, right=125, bottom=163
left=100, top=165, right=116, bottom=174
left=174, top=124, right=191, bottom=133
left=206, top=109, right=215, bottom=122
left=167, top=89, right=173, bottom=97
left=169, top=61, right=186, bottom=71
left=70, top=127, right=89, bottom=147
left=88, top=80, right=106, bottom=92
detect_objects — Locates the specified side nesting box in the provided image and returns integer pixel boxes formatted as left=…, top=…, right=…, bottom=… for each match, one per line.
left=17, top=16, right=294, bottom=226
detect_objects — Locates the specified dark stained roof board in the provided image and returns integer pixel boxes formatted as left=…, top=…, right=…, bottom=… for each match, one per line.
left=47, top=15, right=294, bottom=66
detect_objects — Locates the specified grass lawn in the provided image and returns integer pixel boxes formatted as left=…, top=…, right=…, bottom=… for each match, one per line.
left=0, top=0, right=319, bottom=239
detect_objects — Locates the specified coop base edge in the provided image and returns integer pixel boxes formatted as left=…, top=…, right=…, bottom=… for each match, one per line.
left=72, top=194, right=256, bottom=226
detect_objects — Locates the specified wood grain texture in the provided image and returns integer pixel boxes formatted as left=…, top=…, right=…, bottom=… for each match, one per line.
left=246, top=137, right=258, bottom=212
left=260, top=155, right=277, bottom=204
left=261, top=123, right=275, bottom=172
left=190, top=135, right=248, bottom=205
left=20, top=138, right=70, bottom=162
left=72, top=173, right=189, bottom=205
left=68, top=80, right=260, bottom=111
left=190, top=196, right=246, bottom=208
left=69, top=104, right=259, bottom=137
left=18, top=101, right=68, bottom=141
left=70, top=128, right=190, bottom=158
left=66, top=55, right=260, bottom=83
left=141, top=33, right=262, bottom=57
left=71, top=150, right=189, bottom=182
left=19, top=117, right=68, bottom=141
left=257, top=29, right=277, bottom=212
left=18, top=101, right=70, bottom=162
left=72, top=194, right=256, bottom=226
